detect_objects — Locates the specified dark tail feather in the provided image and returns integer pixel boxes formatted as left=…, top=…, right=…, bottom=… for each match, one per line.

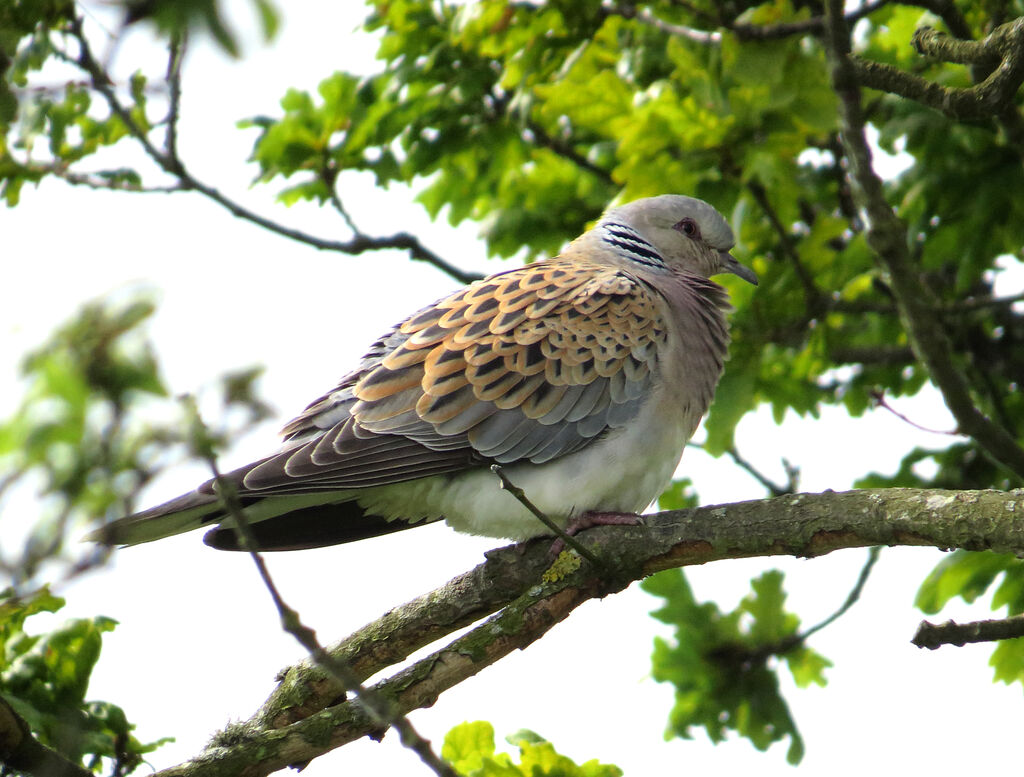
left=202, top=501, right=430, bottom=551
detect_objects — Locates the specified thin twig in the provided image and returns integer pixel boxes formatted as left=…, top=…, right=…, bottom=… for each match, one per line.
left=36, top=166, right=184, bottom=193
left=912, top=613, right=1024, bottom=649
left=830, top=345, right=914, bottom=365
left=692, top=441, right=796, bottom=497
left=184, top=400, right=456, bottom=777
left=327, top=182, right=361, bottom=235
left=711, top=546, right=881, bottom=666
left=729, top=446, right=791, bottom=497
left=799, top=547, right=881, bottom=642
left=525, top=121, right=615, bottom=184
left=746, top=180, right=824, bottom=314
left=490, top=464, right=603, bottom=568
left=164, top=34, right=184, bottom=158
left=870, top=390, right=959, bottom=435
left=599, top=3, right=720, bottom=45
left=946, top=291, right=1024, bottom=311
left=63, top=17, right=481, bottom=286
left=634, top=8, right=721, bottom=45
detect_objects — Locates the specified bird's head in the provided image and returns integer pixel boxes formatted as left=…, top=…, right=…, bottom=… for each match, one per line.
left=600, top=195, right=758, bottom=285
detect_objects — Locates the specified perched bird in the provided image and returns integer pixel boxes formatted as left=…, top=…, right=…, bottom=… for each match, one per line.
left=91, top=195, right=756, bottom=552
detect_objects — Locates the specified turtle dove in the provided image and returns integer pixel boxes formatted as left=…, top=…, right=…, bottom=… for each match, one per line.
left=91, top=195, right=757, bottom=551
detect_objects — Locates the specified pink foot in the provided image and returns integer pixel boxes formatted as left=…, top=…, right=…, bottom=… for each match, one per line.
left=566, top=511, right=642, bottom=535
left=551, top=511, right=642, bottom=555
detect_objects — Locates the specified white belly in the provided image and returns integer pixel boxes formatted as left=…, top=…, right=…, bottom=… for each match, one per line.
left=353, top=395, right=691, bottom=540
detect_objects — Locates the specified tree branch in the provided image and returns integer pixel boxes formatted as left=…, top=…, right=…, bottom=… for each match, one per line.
left=140, top=487, right=1024, bottom=777
left=729, top=0, right=890, bottom=41
left=912, top=613, right=1024, bottom=649
left=913, top=25, right=1000, bottom=66
left=907, top=0, right=974, bottom=41
left=628, top=7, right=721, bottom=45
left=693, top=441, right=798, bottom=497
left=525, top=120, right=616, bottom=185
left=850, top=19, right=1024, bottom=123
left=164, top=34, right=184, bottom=159
left=746, top=180, right=824, bottom=315
left=823, top=2, right=1024, bottom=481
left=830, top=345, right=915, bottom=365
left=64, top=18, right=481, bottom=286
left=799, top=546, right=881, bottom=642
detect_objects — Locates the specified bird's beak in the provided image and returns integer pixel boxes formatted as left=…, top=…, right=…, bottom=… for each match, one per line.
left=717, top=250, right=758, bottom=286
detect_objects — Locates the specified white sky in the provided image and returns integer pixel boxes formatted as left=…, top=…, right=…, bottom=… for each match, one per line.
left=2, top=2, right=1022, bottom=775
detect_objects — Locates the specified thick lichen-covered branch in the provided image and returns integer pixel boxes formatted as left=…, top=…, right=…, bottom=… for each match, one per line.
left=823, top=2, right=1024, bottom=481
left=851, top=18, right=1024, bottom=123
left=142, top=487, right=1024, bottom=777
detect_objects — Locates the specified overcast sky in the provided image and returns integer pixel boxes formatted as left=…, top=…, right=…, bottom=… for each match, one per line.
left=2, top=2, right=1022, bottom=775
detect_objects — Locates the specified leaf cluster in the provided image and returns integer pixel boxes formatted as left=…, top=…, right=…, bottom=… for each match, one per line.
left=643, top=568, right=830, bottom=764
left=441, top=721, right=621, bottom=777
left=0, top=586, right=169, bottom=773
left=0, top=297, right=272, bottom=590
left=0, top=298, right=170, bottom=585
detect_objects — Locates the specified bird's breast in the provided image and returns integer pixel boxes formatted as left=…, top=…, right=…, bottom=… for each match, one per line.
left=353, top=387, right=690, bottom=540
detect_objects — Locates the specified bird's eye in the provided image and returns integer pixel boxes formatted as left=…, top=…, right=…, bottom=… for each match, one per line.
left=674, top=218, right=700, bottom=238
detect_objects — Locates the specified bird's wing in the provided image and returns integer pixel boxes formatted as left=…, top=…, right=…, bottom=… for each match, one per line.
left=220, top=259, right=669, bottom=497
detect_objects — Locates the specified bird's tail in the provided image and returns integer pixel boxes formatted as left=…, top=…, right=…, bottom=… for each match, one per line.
left=86, top=491, right=223, bottom=547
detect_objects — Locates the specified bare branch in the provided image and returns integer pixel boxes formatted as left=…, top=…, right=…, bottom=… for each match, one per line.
left=35, top=165, right=183, bottom=193
left=326, top=181, right=361, bottom=235
left=913, top=25, right=1001, bottom=66
left=635, top=8, right=721, bottom=45
left=693, top=441, right=797, bottom=497
left=709, top=546, right=881, bottom=667
left=823, top=1, right=1024, bottom=481
left=829, top=345, right=915, bottom=365
left=525, top=121, right=615, bottom=185
left=948, top=291, right=1024, bottom=311
left=746, top=180, right=824, bottom=314
left=871, top=390, right=959, bottom=435
left=164, top=34, right=184, bottom=158
left=63, top=17, right=481, bottom=286
left=913, top=613, right=1024, bottom=649
left=800, top=546, right=881, bottom=642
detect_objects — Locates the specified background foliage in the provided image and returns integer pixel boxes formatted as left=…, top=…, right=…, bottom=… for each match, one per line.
left=3, top=0, right=1024, bottom=773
